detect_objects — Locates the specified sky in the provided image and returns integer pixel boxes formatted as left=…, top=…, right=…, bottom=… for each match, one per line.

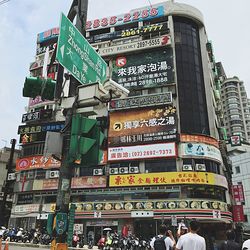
left=0, top=0, right=249, bottom=148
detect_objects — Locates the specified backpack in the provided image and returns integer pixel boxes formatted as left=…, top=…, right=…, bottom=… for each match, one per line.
left=154, top=236, right=167, bottom=250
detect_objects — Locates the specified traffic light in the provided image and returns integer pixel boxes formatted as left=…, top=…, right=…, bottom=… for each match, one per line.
left=23, top=76, right=56, bottom=100
left=69, top=114, right=106, bottom=166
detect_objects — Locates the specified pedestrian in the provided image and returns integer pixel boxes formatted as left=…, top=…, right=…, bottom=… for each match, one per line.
left=150, top=224, right=176, bottom=250
left=218, top=230, right=241, bottom=250
left=175, top=219, right=206, bottom=250
left=242, top=239, right=250, bottom=249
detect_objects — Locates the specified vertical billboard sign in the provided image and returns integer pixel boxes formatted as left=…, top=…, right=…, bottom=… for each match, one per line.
left=232, top=205, right=245, bottom=222
left=112, top=48, right=174, bottom=89
left=108, top=106, right=177, bottom=146
left=232, top=184, right=245, bottom=203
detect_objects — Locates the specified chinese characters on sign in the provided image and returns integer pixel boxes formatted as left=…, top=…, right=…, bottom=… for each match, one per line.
left=87, top=22, right=168, bottom=43
left=18, top=122, right=64, bottom=134
left=109, top=106, right=177, bottom=146
left=232, top=205, right=245, bottom=222
left=16, top=156, right=61, bottom=171
left=109, top=172, right=216, bottom=187
left=180, top=134, right=219, bottom=148
left=232, top=185, right=245, bottom=203
left=112, top=48, right=174, bottom=89
left=71, top=176, right=106, bottom=189
left=180, top=142, right=222, bottom=163
left=108, top=142, right=176, bottom=161
left=109, top=92, right=172, bottom=110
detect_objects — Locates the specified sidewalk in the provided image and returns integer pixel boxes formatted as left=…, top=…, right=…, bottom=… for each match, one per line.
left=6, top=241, right=99, bottom=250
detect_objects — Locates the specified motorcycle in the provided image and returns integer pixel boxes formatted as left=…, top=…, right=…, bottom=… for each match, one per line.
left=88, top=235, right=94, bottom=249
left=72, top=233, right=79, bottom=247
left=98, top=236, right=106, bottom=250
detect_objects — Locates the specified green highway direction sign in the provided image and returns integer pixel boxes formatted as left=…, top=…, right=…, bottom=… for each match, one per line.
left=56, top=13, right=107, bottom=84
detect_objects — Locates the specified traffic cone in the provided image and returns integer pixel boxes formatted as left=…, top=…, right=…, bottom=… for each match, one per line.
left=3, top=239, right=8, bottom=250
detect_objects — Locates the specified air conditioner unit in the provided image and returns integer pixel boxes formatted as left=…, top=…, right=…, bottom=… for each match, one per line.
left=109, top=168, right=119, bottom=175
left=182, top=164, right=193, bottom=171
left=119, top=167, right=129, bottom=174
left=46, top=170, right=51, bottom=179
left=7, top=173, right=16, bottom=181
left=195, top=164, right=206, bottom=171
left=49, top=170, right=59, bottom=178
left=129, top=166, right=139, bottom=173
left=93, top=169, right=103, bottom=176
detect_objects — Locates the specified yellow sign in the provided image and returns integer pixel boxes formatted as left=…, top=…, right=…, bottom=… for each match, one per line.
left=109, top=172, right=227, bottom=188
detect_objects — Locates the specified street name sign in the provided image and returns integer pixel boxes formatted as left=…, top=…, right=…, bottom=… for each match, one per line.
left=56, top=13, right=107, bottom=84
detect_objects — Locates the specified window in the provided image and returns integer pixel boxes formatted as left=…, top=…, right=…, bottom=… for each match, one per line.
left=235, top=166, right=241, bottom=174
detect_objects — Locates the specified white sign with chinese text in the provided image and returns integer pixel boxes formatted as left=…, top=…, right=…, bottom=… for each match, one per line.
left=108, top=142, right=176, bottom=161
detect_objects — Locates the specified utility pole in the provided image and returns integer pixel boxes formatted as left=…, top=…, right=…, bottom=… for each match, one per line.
left=51, top=1, right=89, bottom=249
left=1, top=139, right=16, bottom=227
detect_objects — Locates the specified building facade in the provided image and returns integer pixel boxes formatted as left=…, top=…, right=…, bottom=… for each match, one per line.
left=220, top=76, right=250, bottom=142
left=10, top=1, right=233, bottom=248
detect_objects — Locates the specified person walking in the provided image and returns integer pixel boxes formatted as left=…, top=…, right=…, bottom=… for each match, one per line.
left=150, top=224, right=176, bottom=250
left=175, top=219, right=206, bottom=250
left=242, top=239, right=250, bottom=249
left=218, top=230, right=241, bottom=250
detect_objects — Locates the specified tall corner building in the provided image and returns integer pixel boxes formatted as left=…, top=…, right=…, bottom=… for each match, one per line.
left=11, top=1, right=233, bottom=247
left=220, top=76, right=250, bottom=143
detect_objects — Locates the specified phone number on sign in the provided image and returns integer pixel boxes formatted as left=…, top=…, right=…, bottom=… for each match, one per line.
left=109, top=149, right=173, bottom=160
left=86, top=8, right=159, bottom=30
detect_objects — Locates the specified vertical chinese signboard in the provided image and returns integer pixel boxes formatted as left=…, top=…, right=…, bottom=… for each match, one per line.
left=232, top=205, right=245, bottom=222
left=232, top=184, right=245, bottom=203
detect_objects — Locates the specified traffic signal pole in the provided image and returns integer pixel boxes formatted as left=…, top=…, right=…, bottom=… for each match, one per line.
left=51, top=1, right=88, bottom=249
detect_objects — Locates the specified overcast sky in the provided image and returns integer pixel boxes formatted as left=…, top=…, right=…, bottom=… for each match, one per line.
left=0, top=0, right=249, bottom=148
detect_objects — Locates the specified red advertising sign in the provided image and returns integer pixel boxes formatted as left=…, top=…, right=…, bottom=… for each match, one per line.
left=232, top=184, right=245, bottom=202
left=180, top=134, right=219, bottom=148
left=16, top=156, right=61, bottom=171
left=233, top=205, right=245, bottom=222
left=71, top=176, right=106, bottom=189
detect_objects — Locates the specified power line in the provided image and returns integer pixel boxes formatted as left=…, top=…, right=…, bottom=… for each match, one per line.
left=147, top=0, right=152, bottom=7
left=0, top=0, right=10, bottom=6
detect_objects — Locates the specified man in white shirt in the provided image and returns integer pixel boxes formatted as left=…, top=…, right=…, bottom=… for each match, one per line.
left=150, top=224, right=175, bottom=250
left=242, top=239, right=250, bottom=249
left=176, top=220, right=206, bottom=250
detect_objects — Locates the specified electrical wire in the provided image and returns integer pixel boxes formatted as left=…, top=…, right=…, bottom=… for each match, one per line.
left=0, top=0, right=10, bottom=6
left=147, top=0, right=153, bottom=7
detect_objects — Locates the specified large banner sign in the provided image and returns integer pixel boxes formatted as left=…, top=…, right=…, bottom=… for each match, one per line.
left=87, top=22, right=168, bottom=43
left=180, top=142, right=222, bottom=163
left=108, top=106, right=177, bottom=146
left=109, top=92, right=172, bottom=110
left=18, top=122, right=64, bottom=135
left=109, top=172, right=228, bottom=188
left=16, top=156, right=61, bottom=171
left=108, top=142, right=176, bottom=161
left=71, top=176, right=107, bottom=189
left=86, top=5, right=164, bottom=30
left=37, top=27, right=59, bottom=44
left=112, top=48, right=174, bottom=89
left=98, top=35, right=171, bottom=56
left=180, top=134, right=219, bottom=148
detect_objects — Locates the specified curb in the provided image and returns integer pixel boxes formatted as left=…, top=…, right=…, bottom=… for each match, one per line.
left=6, top=242, right=99, bottom=249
